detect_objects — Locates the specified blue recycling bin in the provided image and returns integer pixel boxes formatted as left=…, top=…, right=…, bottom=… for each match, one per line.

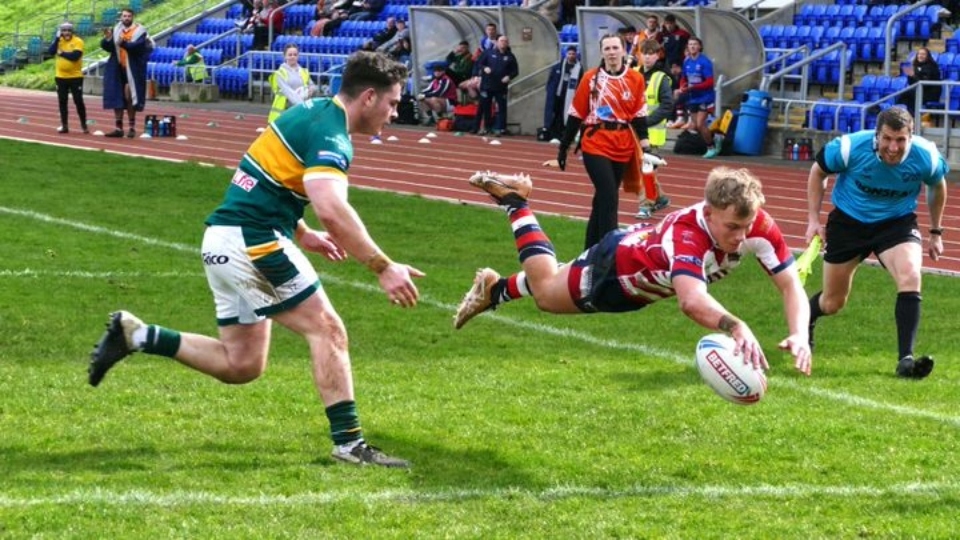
left=732, top=90, right=772, bottom=156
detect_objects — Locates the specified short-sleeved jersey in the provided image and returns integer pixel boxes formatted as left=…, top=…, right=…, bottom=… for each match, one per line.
left=55, top=36, right=84, bottom=79
left=822, top=130, right=948, bottom=223
left=681, top=54, right=715, bottom=105
left=568, top=67, right=646, bottom=162
left=206, top=97, right=353, bottom=238
left=614, top=203, right=792, bottom=307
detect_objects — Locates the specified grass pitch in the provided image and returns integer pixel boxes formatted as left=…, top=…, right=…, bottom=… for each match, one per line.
left=1, top=139, right=959, bottom=538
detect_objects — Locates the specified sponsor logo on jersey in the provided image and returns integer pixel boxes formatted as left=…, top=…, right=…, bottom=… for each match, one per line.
left=316, top=150, right=348, bottom=170
left=202, top=252, right=230, bottom=265
left=231, top=170, right=258, bottom=192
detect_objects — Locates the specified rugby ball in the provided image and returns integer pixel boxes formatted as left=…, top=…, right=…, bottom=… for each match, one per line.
left=695, top=333, right=767, bottom=405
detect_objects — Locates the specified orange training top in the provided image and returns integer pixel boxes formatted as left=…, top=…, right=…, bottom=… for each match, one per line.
left=568, top=67, right=647, bottom=163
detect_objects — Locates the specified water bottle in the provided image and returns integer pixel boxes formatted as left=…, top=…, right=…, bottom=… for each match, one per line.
left=167, top=116, right=176, bottom=137
left=792, top=142, right=800, bottom=161
left=145, top=117, right=154, bottom=137
left=160, top=118, right=168, bottom=137
left=782, top=138, right=794, bottom=160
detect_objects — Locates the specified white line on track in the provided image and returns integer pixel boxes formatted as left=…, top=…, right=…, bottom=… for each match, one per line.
left=4, top=204, right=960, bottom=429
left=0, top=480, right=957, bottom=507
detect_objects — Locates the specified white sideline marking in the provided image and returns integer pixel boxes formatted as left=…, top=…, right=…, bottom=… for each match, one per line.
left=4, top=205, right=960, bottom=429
left=0, top=481, right=957, bottom=507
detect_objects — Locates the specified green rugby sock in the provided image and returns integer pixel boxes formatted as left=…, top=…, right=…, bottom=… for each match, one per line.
left=142, top=325, right=182, bottom=357
left=326, top=400, right=362, bottom=446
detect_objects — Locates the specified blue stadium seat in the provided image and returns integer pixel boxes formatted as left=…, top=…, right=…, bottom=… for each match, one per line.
left=853, top=74, right=876, bottom=103
left=822, top=4, right=842, bottom=26
left=761, top=25, right=782, bottom=49
left=813, top=100, right=840, bottom=131
left=820, top=26, right=841, bottom=49
left=777, top=25, right=798, bottom=50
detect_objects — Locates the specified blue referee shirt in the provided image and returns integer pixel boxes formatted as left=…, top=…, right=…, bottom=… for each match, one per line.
left=822, top=130, right=948, bottom=223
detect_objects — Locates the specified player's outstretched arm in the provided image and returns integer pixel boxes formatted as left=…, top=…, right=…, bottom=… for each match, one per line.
left=673, top=275, right=767, bottom=371
left=305, top=178, right=424, bottom=307
left=805, top=162, right=830, bottom=244
left=771, top=266, right=812, bottom=375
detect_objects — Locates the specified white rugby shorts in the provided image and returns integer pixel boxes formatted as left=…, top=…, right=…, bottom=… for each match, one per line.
left=201, top=225, right=320, bottom=325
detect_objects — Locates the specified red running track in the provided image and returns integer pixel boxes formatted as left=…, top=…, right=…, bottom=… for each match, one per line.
left=2, top=87, right=958, bottom=274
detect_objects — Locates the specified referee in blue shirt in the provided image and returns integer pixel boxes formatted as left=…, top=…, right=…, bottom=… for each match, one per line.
left=805, top=107, right=948, bottom=379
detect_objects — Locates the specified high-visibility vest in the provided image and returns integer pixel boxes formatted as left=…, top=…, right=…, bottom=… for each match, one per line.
left=187, top=54, right=207, bottom=82
left=645, top=70, right=667, bottom=147
left=269, top=66, right=311, bottom=122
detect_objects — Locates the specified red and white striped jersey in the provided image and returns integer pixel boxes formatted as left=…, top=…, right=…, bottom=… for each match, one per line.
left=614, top=203, right=793, bottom=306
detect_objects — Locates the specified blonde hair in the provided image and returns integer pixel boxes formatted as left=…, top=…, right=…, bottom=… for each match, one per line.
left=704, top=167, right=765, bottom=218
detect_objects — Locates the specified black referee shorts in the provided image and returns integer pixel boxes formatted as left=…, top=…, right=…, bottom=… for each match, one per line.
left=824, top=208, right=921, bottom=264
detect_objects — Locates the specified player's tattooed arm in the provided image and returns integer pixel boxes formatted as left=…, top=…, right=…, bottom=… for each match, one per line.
left=718, top=314, right=741, bottom=333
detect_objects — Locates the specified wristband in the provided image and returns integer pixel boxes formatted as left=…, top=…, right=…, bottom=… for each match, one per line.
left=930, top=228, right=943, bottom=236
left=364, top=251, right=393, bottom=274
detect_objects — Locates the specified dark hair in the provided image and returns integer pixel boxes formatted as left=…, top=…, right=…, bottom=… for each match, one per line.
left=565, top=45, right=577, bottom=54
left=664, top=14, right=676, bottom=23
left=459, top=40, right=469, bottom=47
left=339, top=51, right=409, bottom=99
left=876, top=107, right=913, bottom=133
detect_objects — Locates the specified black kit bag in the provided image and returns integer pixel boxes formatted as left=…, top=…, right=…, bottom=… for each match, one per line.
left=673, top=130, right=708, bottom=155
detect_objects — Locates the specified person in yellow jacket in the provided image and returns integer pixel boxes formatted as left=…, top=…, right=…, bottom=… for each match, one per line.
left=268, top=43, right=317, bottom=123
left=635, top=39, right=674, bottom=219
left=174, top=44, right=208, bottom=83
left=48, top=21, right=88, bottom=134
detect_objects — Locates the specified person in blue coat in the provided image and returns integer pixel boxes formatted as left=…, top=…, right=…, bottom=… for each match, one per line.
left=100, top=8, right=153, bottom=138
left=543, top=46, right=581, bottom=141
left=471, top=35, right=519, bottom=136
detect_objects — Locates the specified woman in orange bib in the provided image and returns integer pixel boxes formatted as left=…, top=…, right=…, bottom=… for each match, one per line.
left=556, top=33, right=661, bottom=249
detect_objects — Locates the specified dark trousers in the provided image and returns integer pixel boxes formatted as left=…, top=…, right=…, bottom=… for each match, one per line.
left=582, top=152, right=627, bottom=250
left=55, top=76, right=87, bottom=128
left=476, top=90, right=507, bottom=132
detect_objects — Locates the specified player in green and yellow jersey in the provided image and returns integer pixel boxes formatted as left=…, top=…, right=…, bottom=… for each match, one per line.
left=90, top=52, right=422, bottom=468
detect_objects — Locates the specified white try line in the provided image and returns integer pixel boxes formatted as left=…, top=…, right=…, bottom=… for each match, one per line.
left=0, top=480, right=958, bottom=507
left=4, top=205, right=960, bottom=429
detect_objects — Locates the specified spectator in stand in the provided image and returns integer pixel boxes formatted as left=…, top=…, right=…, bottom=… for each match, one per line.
left=472, top=34, right=519, bottom=137
left=899, top=47, right=942, bottom=118
left=390, top=36, right=412, bottom=65
left=667, top=61, right=687, bottom=128
left=479, top=23, right=498, bottom=52
left=376, top=19, right=409, bottom=56
left=174, top=44, right=208, bottom=82
left=309, top=0, right=342, bottom=37
left=362, top=17, right=396, bottom=51
left=660, top=14, right=690, bottom=73
left=346, top=0, right=385, bottom=21
left=101, top=8, right=153, bottom=138
left=635, top=39, right=673, bottom=219
left=268, top=43, right=317, bottom=122
left=543, top=45, right=582, bottom=141
left=49, top=21, right=88, bottom=134
left=460, top=23, right=499, bottom=101
left=445, top=40, right=475, bottom=86
left=617, top=26, right=635, bottom=57
left=237, top=0, right=262, bottom=33
left=632, top=14, right=662, bottom=64
left=240, top=0, right=257, bottom=19
left=675, top=37, right=719, bottom=159
left=253, top=0, right=285, bottom=50
left=418, top=62, right=458, bottom=125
